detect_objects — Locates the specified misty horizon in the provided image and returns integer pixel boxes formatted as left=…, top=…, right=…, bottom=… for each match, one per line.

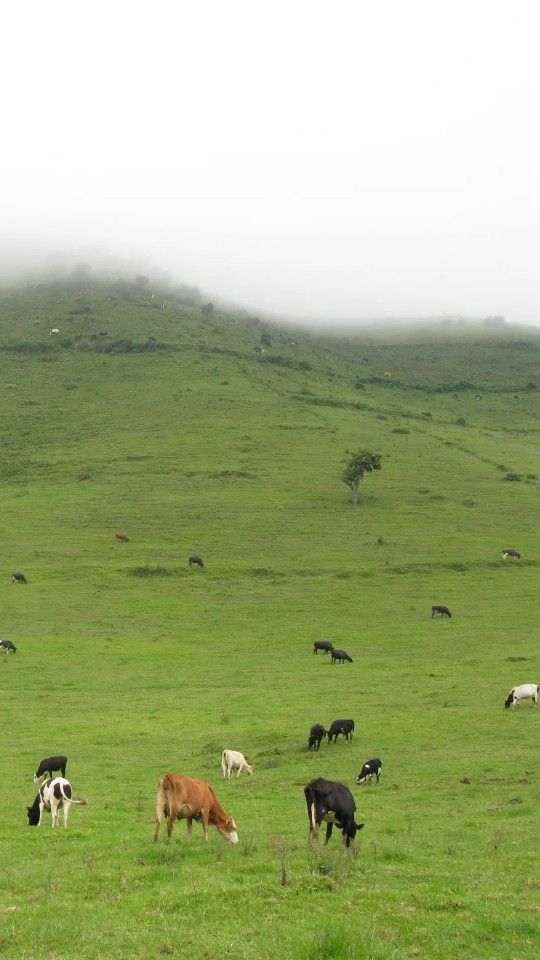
left=2, top=2, right=540, bottom=325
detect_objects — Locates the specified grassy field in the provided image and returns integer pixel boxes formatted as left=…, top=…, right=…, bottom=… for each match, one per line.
left=0, top=278, right=538, bottom=959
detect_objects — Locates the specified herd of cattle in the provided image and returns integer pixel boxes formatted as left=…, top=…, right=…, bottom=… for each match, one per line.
left=11, top=539, right=537, bottom=846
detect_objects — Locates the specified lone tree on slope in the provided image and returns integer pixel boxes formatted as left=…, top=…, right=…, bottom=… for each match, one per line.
left=342, top=450, right=382, bottom=505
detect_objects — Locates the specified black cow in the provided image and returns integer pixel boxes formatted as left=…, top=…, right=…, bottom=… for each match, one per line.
left=0, top=640, right=17, bottom=653
left=331, top=649, right=353, bottom=664
left=356, top=758, right=382, bottom=784
left=313, top=641, right=334, bottom=655
left=12, top=572, right=28, bottom=584
left=308, top=724, right=326, bottom=750
left=304, top=778, right=364, bottom=847
left=33, top=755, right=67, bottom=782
left=327, top=719, right=355, bottom=743
left=189, top=555, right=204, bottom=568
left=431, top=605, right=452, bottom=618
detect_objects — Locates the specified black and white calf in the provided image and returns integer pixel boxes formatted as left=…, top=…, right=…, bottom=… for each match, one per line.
left=327, top=719, right=355, bottom=743
left=304, top=778, right=364, bottom=847
left=431, top=605, right=452, bottom=618
left=0, top=640, right=17, bottom=653
left=12, top=572, right=28, bottom=584
left=308, top=724, right=327, bottom=750
left=502, top=549, right=521, bottom=560
left=504, top=684, right=539, bottom=709
left=27, top=777, right=86, bottom=827
left=34, top=755, right=67, bottom=782
left=356, top=758, right=382, bottom=784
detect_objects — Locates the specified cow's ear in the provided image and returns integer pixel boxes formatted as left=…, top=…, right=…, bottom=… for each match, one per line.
left=355, top=822, right=365, bottom=831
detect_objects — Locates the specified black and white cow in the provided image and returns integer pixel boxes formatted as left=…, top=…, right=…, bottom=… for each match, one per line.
left=502, top=549, right=521, bottom=560
left=431, top=605, right=452, bottom=618
left=327, top=719, right=355, bottom=743
left=0, top=640, right=17, bottom=653
left=34, top=755, right=67, bottom=782
left=304, top=778, right=364, bottom=847
left=308, top=724, right=327, bottom=750
left=313, top=641, right=334, bottom=655
left=27, top=777, right=86, bottom=827
left=12, top=572, right=28, bottom=584
left=189, top=555, right=204, bottom=568
left=356, top=758, right=383, bottom=784
left=331, top=649, right=353, bottom=664
left=504, top=684, right=539, bottom=709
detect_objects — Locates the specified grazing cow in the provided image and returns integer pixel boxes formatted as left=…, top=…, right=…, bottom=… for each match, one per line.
left=504, top=683, right=539, bottom=709
left=432, top=605, right=452, bottom=618
left=153, top=773, right=239, bottom=844
left=0, top=640, right=17, bottom=654
left=304, top=778, right=364, bottom=847
left=115, top=532, right=129, bottom=543
left=308, top=724, right=327, bottom=750
left=327, top=719, right=355, bottom=743
left=313, top=641, right=334, bottom=655
left=49, top=328, right=60, bottom=335
left=502, top=549, right=521, bottom=560
left=356, top=758, right=383, bottom=784
left=221, top=749, right=253, bottom=779
left=189, top=555, right=204, bottom=568
left=27, top=777, right=86, bottom=827
left=34, top=755, right=67, bottom=782
left=12, top=572, right=28, bottom=584
left=331, top=648, right=353, bottom=664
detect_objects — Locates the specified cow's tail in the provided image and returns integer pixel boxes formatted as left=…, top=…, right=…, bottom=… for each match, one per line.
left=221, top=751, right=228, bottom=777
left=60, top=783, right=87, bottom=805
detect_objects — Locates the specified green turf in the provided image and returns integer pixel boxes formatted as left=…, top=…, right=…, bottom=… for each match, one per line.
left=0, top=277, right=538, bottom=959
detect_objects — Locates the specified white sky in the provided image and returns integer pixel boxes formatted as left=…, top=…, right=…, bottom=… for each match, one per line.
left=2, top=1, right=540, bottom=322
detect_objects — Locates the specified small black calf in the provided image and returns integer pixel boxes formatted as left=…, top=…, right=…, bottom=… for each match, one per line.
left=327, top=719, right=355, bottom=743
left=331, top=648, right=353, bottom=664
left=431, top=605, right=452, bottom=618
left=313, top=641, right=334, bottom=655
left=356, top=758, right=382, bottom=784
left=304, top=777, right=364, bottom=847
left=189, top=555, right=204, bottom=568
left=33, top=755, right=67, bottom=782
left=12, top=572, right=28, bottom=584
left=308, top=724, right=326, bottom=750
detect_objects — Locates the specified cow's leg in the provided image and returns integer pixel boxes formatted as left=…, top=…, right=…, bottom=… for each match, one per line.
left=236, top=767, right=241, bottom=777
left=324, top=822, right=334, bottom=844
left=38, top=801, right=45, bottom=826
left=186, top=818, right=193, bottom=839
left=62, top=802, right=70, bottom=828
left=201, top=809, right=210, bottom=841
left=166, top=810, right=176, bottom=840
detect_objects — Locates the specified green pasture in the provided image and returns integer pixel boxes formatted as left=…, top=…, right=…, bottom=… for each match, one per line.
left=0, top=279, right=538, bottom=959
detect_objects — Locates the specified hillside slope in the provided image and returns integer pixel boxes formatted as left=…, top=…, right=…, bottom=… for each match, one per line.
left=0, top=278, right=538, bottom=960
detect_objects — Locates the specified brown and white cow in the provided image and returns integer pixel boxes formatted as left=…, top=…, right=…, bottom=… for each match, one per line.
left=115, top=532, right=129, bottom=543
left=153, top=773, right=239, bottom=844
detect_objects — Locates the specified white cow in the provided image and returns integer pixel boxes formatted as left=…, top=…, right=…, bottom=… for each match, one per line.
left=221, top=749, right=253, bottom=779
left=27, top=777, right=87, bottom=827
left=49, top=328, right=60, bottom=335
left=504, top=683, right=539, bottom=709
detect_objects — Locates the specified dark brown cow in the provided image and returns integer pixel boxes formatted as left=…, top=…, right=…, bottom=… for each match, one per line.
left=153, top=774, right=239, bottom=844
left=115, top=532, right=129, bottom=543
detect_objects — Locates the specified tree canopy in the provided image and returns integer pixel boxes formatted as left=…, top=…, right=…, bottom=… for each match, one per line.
left=342, top=450, right=382, bottom=505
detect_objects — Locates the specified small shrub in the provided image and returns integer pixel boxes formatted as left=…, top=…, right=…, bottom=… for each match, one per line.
left=129, top=565, right=173, bottom=578
left=422, top=411, right=432, bottom=418
left=462, top=499, right=476, bottom=507
left=391, top=427, right=409, bottom=434
left=526, top=473, right=537, bottom=480
left=455, top=416, right=466, bottom=426
left=503, top=473, right=522, bottom=482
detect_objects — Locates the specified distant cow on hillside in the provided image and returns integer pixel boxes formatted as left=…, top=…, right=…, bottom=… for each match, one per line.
left=34, top=755, right=68, bottom=782
left=432, top=605, right=452, bottom=618
left=12, top=572, right=28, bottom=584
left=502, top=549, right=521, bottom=560
left=331, top=649, right=353, bottom=664
left=221, top=749, right=253, bottom=779
left=356, top=758, right=382, bottom=784
left=313, top=641, right=333, bottom=655
left=189, top=555, right=204, bottom=568
left=504, top=683, right=539, bottom=709
left=115, top=532, right=129, bottom=543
